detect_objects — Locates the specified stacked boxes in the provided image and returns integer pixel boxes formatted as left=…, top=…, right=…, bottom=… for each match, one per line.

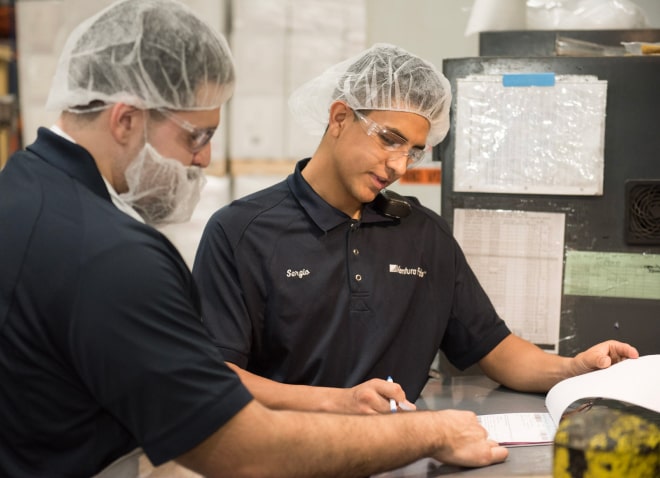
left=228, top=0, right=366, bottom=196
left=16, top=0, right=120, bottom=147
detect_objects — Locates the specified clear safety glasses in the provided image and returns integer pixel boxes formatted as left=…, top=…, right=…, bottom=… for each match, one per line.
left=156, top=108, right=216, bottom=153
left=353, top=109, right=430, bottom=167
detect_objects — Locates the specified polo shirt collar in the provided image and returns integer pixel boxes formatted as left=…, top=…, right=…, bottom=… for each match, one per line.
left=28, top=127, right=112, bottom=203
left=287, top=158, right=398, bottom=233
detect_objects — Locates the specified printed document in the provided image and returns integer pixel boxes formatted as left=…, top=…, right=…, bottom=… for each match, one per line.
left=479, top=355, right=659, bottom=447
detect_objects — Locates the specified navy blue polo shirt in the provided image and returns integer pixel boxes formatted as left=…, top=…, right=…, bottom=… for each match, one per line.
left=194, top=158, right=510, bottom=400
left=0, top=128, right=252, bottom=477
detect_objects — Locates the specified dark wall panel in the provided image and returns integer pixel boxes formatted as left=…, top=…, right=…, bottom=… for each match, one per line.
left=438, top=56, right=660, bottom=357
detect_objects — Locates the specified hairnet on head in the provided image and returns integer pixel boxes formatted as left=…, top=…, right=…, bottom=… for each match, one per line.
left=46, top=0, right=235, bottom=112
left=288, top=43, right=452, bottom=146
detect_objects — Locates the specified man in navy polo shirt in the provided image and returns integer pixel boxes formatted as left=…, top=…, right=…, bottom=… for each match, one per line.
left=192, top=43, right=638, bottom=414
left=0, top=3, right=514, bottom=476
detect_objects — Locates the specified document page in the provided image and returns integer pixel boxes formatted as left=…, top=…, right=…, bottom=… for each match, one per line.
left=453, top=208, right=565, bottom=351
left=478, top=412, right=556, bottom=447
left=477, top=355, right=659, bottom=447
left=545, top=354, right=660, bottom=425
left=454, top=74, right=607, bottom=195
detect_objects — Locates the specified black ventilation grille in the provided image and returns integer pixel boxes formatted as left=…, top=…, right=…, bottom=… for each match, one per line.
left=625, top=180, right=660, bottom=245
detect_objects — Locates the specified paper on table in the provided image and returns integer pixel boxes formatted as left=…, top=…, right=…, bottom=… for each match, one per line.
left=545, top=354, right=660, bottom=425
left=478, top=412, right=556, bottom=447
left=478, top=355, right=659, bottom=447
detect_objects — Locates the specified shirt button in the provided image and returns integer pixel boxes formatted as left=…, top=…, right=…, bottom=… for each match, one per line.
left=355, top=274, right=362, bottom=282
left=353, top=249, right=359, bottom=256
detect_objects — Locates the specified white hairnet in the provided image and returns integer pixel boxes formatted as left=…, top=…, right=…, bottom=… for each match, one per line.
left=289, top=43, right=452, bottom=146
left=46, top=0, right=235, bottom=112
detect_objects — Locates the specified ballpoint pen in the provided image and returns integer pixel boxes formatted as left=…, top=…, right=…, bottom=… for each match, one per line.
left=386, top=376, right=415, bottom=413
left=386, top=376, right=397, bottom=413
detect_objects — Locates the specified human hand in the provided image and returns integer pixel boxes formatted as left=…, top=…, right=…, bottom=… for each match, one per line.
left=429, top=410, right=508, bottom=467
left=341, top=378, right=416, bottom=414
left=571, top=340, right=639, bottom=376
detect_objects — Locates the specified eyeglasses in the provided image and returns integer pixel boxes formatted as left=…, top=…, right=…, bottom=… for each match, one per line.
left=353, top=109, right=430, bottom=167
left=155, top=108, right=216, bottom=153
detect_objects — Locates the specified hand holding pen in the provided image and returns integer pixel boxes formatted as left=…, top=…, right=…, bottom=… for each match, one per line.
left=387, top=376, right=415, bottom=413
left=335, top=377, right=416, bottom=414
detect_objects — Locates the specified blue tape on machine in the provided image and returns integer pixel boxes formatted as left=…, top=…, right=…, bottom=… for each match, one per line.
left=502, top=73, right=556, bottom=87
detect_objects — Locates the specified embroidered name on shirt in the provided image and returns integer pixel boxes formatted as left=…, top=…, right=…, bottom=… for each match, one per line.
left=286, top=268, right=310, bottom=279
left=389, top=264, right=427, bottom=278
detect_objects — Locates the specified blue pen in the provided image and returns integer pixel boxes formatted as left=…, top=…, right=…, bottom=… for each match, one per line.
left=386, top=376, right=397, bottom=413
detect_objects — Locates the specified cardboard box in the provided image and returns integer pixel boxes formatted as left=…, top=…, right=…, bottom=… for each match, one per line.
left=229, top=95, right=285, bottom=159
left=231, top=0, right=287, bottom=32
left=230, top=30, right=286, bottom=95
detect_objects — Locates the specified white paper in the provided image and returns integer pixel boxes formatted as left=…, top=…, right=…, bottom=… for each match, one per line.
left=453, top=209, right=565, bottom=351
left=476, top=356, right=659, bottom=448
left=478, top=412, right=556, bottom=446
left=545, top=354, right=660, bottom=425
left=454, top=74, right=607, bottom=195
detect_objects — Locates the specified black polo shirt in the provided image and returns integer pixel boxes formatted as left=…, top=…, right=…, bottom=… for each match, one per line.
left=0, top=128, right=252, bottom=477
left=194, top=158, right=510, bottom=400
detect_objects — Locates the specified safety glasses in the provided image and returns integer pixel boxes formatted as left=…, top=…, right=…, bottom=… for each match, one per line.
left=353, top=109, right=430, bottom=167
left=155, top=108, right=216, bottom=153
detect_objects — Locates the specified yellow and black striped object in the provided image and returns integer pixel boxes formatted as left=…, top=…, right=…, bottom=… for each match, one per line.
left=554, top=400, right=660, bottom=477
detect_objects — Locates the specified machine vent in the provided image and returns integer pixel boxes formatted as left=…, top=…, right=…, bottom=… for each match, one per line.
left=625, top=180, right=660, bottom=245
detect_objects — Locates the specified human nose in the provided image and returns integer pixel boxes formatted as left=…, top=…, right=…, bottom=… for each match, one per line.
left=385, top=153, right=409, bottom=177
left=191, top=143, right=212, bottom=168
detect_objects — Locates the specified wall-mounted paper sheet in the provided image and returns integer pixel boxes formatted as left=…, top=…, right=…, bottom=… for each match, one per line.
left=454, top=74, right=607, bottom=196
left=564, top=250, right=660, bottom=301
left=454, top=208, right=565, bottom=351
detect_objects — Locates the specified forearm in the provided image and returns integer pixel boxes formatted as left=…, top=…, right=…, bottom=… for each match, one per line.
left=178, top=400, right=439, bottom=478
left=480, top=335, right=640, bottom=393
left=227, top=362, right=410, bottom=414
left=479, top=335, right=573, bottom=392
left=226, top=362, right=353, bottom=413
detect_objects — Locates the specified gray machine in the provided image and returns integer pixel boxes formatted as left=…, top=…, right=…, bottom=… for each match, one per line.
left=478, top=29, right=660, bottom=57
left=437, top=52, right=660, bottom=357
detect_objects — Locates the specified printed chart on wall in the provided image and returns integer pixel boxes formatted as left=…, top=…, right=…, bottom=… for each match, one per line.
left=453, top=208, right=565, bottom=351
left=563, top=250, right=660, bottom=301
left=453, top=74, right=607, bottom=196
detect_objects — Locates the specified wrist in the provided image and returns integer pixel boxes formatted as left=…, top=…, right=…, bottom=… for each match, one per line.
left=424, top=411, right=451, bottom=455
left=559, top=355, right=582, bottom=382
left=316, top=387, right=344, bottom=413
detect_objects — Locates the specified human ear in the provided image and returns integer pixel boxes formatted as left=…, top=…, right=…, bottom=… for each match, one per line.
left=108, top=103, right=143, bottom=146
left=327, top=101, right=351, bottom=137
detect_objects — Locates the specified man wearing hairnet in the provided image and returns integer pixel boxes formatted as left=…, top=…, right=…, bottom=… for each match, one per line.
left=193, top=44, right=638, bottom=414
left=0, top=2, right=513, bottom=476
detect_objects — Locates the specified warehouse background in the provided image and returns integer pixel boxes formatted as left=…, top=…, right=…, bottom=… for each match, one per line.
left=11, top=0, right=660, bottom=266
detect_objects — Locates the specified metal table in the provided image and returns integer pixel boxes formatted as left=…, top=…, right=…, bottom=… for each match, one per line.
left=374, top=375, right=553, bottom=477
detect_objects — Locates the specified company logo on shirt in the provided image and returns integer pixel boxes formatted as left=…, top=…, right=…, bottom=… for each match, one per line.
left=389, top=264, right=427, bottom=278
left=286, top=268, right=310, bottom=279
